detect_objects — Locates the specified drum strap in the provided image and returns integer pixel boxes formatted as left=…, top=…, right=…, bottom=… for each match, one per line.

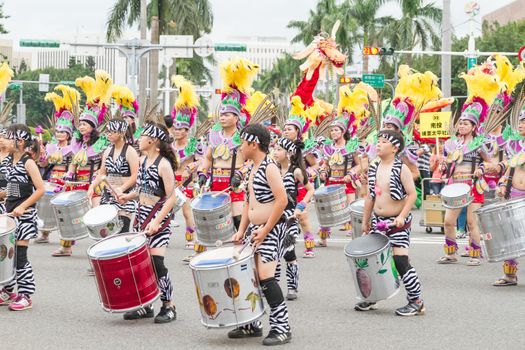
left=343, top=154, right=349, bottom=176
left=504, top=167, right=515, bottom=200
left=385, top=220, right=411, bottom=234
left=210, top=156, right=214, bottom=184
left=136, top=196, right=173, bottom=232
left=229, top=147, right=238, bottom=184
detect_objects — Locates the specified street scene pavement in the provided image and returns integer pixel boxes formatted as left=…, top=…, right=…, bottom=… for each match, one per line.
left=3, top=207, right=523, bottom=350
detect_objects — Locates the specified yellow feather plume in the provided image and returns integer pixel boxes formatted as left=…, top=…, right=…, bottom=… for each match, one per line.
left=55, top=85, right=79, bottom=111
left=394, top=64, right=442, bottom=109
left=494, top=55, right=525, bottom=94
left=94, top=69, right=113, bottom=105
left=338, top=85, right=369, bottom=119
left=111, top=85, right=135, bottom=109
left=304, top=102, right=324, bottom=123
left=0, top=62, right=14, bottom=95
left=75, top=76, right=96, bottom=104
left=244, top=91, right=267, bottom=115
left=220, top=57, right=259, bottom=94
left=44, top=92, right=64, bottom=112
left=460, top=71, right=501, bottom=106
left=289, top=95, right=305, bottom=116
left=171, top=75, right=199, bottom=109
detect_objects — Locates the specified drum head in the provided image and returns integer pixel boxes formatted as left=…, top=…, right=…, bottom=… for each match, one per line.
left=350, top=199, right=365, bottom=213
left=51, top=190, right=87, bottom=205
left=83, top=205, right=117, bottom=225
left=88, top=234, right=146, bottom=259
left=345, top=234, right=390, bottom=257
left=315, top=184, right=344, bottom=195
left=0, top=216, right=16, bottom=235
left=192, top=192, right=230, bottom=210
left=440, top=183, right=470, bottom=197
left=189, top=245, right=251, bottom=268
left=44, top=181, right=60, bottom=194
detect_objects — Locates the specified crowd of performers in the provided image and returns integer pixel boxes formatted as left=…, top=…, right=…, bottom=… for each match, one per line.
left=0, top=48, right=524, bottom=346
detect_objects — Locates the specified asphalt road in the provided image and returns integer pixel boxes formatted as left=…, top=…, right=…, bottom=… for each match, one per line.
left=2, top=207, right=524, bottom=350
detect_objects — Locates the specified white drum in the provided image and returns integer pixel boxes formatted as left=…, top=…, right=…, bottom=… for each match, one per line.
left=189, top=246, right=265, bottom=328
left=51, top=190, right=90, bottom=241
left=440, top=183, right=472, bottom=209
left=0, top=216, right=16, bottom=285
left=83, top=205, right=122, bottom=241
left=37, top=182, right=60, bottom=230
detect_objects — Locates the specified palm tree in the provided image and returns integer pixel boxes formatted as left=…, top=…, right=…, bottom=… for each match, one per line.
left=106, top=0, right=213, bottom=105
left=254, top=54, right=302, bottom=94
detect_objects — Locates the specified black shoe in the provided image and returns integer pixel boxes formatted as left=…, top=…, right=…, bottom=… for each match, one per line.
left=262, top=331, right=292, bottom=346
left=228, top=326, right=263, bottom=339
left=395, top=300, right=425, bottom=316
left=286, top=289, right=298, bottom=301
left=123, top=306, right=154, bottom=320
left=354, top=301, right=378, bottom=311
left=154, top=305, right=177, bottom=323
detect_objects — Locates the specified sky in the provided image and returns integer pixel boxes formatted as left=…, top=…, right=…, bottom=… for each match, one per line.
left=1, top=0, right=517, bottom=45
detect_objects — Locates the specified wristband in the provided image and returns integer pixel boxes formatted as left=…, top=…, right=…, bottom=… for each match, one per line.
left=296, top=202, right=306, bottom=211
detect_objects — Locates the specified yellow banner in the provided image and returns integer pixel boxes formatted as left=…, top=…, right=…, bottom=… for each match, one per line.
left=419, top=112, right=451, bottom=138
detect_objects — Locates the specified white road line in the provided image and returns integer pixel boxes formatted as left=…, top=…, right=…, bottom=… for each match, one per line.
left=296, top=237, right=469, bottom=246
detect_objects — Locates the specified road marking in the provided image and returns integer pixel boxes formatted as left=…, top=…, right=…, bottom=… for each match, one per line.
left=296, top=237, right=468, bottom=246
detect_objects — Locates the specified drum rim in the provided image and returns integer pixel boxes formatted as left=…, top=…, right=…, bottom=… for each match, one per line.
left=199, top=306, right=266, bottom=328
left=0, top=217, right=17, bottom=236
left=87, top=233, right=147, bottom=260
left=475, top=197, right=525, bottom=214
left=442, top=197, right=474, bottom=209
left=344, top=235, right=391, bottom=258
left=0, top=272, right=16, bottom=286
left=50, top=190, right=88, bottom=206
left=83, top=205, right=119, bottom=226
left=191, top=192, right=232, bottom=211
left=314, top=184, right=346, bottom=196
left=189, top=249, right=254, bottom=270
left=100, top=291, right=160, bottom=313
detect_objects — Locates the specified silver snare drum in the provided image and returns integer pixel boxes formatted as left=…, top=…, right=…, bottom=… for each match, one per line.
left=344, top=234, right=400, bottom=303
left=83, top=205, right=122, bottom=240
left=314, top=185, right=350, bottom=227
left=349, top=199, right=366, bottom=239
left=191, top=192, right=234, bottom=246
left=476, top=198, right=525, bottom=262
left=189, top=246, right=265, bottom=328
left=440, top=183, right=472, bottom=209
left=0, top=216, right=16, bottom=285
left=51, top=190, right=90, bottom=241
left=37, top=182, right=60, bottom=230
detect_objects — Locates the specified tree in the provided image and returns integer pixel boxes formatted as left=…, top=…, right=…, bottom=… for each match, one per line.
left=17, top=59, right=28, bottom=75
left=0, top=3, right=8, bottom=34
left=85, top=56, right=96, bottom=73
left=254, top=54, right=302, bottom=95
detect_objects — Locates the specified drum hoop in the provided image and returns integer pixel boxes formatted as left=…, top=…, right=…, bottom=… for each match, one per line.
left=189, top=251, right=254, bottom=270
left=344, top=237, right=391, bottom=258
left=442, top=197, right=474, bottom=209
left=0, top=220, right=17, bottom=236
left=87, top=234, right=147, bottom=260
left=84, top=207, right=119, bottom=227
left=51, top=196, right=89, bottom=207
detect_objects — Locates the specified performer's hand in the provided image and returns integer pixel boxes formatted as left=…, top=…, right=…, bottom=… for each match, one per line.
left=181, top=170, right=190, bottom=183
left=250, top=227, right=267, bottom=247
left=87, top=187, right=95, bottom=199
left=344, top=174, right=352, bottom=183
left=113, top=186, right=124, bottom=200
left=496, top=186, right=506, bottom=198
left=393, top=215, right=405, bottom=228
left=361, top=222, right=371, bottom=235
left=117, top=193, right=132, bottom=204
left=473, top=169, right=483, bottom=178
left=231, top=231, right=244, bottom=244
left=11, top=205, right=26, bottom=217
left=145, top=219, right=160, bottom=236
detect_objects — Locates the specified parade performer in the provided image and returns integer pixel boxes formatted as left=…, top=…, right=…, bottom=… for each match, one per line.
left=112, top=85, right=141, bottom=148
left=494, top=98, right=525, bottom=286
left=273, top=137, right=313, bottom=300
left=357, top=129, right=424, bottom=316
left=229, top=124, right=292, bottom=345
left=170, top=75, right=201, bottom=250
left=118, top=120, right=181, bottom=323
left=437, top=66, right=501, bottom=266
left=194, top=58, right=258, bottom=260
left=52, top=70, right=111, bottom=257
left=0, top=124, right=44, bottom=310
left=35, top=85, right=78, bottom=243
left=87, top=116, right=139, bottom=233
left=318, top=85, right=369, bottom=245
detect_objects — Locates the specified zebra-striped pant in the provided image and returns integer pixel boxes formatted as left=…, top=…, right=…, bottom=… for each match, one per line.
left=275, top=252, right=299, bottom=291
left=135, top=204, right=172, bottom=248
left=371, top=213, right=413, bottom=249
left=239, top=300, right=290, bottom=334
left=246, top=221, right=287, bottom=263
left=401, top=267, right=421, bottom=302
left=158, top=273, right=173, bottom=302
left=14, top=208, right=38, bottom=241
left=4, top=261, right=35, bottom=296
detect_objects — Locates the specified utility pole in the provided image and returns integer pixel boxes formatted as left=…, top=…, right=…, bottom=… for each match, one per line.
left=441, top=0, right=451, bottom=102
left=138, top=0, right=148, bottom=124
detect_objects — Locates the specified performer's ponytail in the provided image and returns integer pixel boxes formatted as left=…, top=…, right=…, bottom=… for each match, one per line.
left=290, top=139, right=308, bottom=185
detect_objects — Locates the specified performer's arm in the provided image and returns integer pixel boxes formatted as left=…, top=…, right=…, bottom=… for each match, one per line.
left=119, top=146, right=139, bottom=193
left=12, top=159, right=44, bottom=216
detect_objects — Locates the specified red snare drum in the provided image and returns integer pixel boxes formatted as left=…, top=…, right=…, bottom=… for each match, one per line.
left=87, top=233, right=159, bottom=313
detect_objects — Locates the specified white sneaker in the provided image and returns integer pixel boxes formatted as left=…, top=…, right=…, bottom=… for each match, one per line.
left=0, top=289, right=16, bottom=305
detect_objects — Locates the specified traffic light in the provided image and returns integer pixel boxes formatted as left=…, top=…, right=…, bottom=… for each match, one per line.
left=339, top=76, right=361, bottom=84
left=363, top=47, right=394, bottom=56
left=215, top=88, right=222, bottom=94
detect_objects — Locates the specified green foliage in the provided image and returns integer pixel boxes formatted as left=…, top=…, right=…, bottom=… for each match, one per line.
left=0, top=3, right=8, bottom=34
left=253, top=53, right=302, bottom=94
left=6, top=62, right=93, bottom=127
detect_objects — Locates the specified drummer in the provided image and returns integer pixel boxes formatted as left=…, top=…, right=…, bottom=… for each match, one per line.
left=169, top=76, right=201, bottom=250
left=494, top=104, right=525, bottom=286
left=0, top=124, right=44, bottom=311
left=35, top=89, right=76, bottom=243
left=273, top=137, right=314, bottom=300
left=87, top=117, right=139, bottom=233
left=230, top=124, right=292, bottom=345
left=359, top=130, right=424, bottom=316
left=118, top=121, right=179, bottom=323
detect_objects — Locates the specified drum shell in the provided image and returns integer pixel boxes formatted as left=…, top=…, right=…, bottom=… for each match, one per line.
left=87, top=235, right=160, bottom=312
left=314, top=185, right=350, bottom=227
left=483, top=189, right=498, bottom=206
left=344, top=235, right=400, bottom=302
left=192, top=194, right=234, bottom=246
left=476, top=198, right=525, bottom=262
left=349, top=199, right=366, bottom=239
left=83, top=206, right=123, bottom=241
left=37, top=191, right=58, bottom=230
left=189, top=250, right=265, bottom=328
left=0, top=219, right=16, bottom=285
left=440, top=183, right=473, bottom=209
left=52, top=191, right=90, bottom=241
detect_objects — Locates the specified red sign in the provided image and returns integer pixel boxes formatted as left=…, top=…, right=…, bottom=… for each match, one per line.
left=518, top=46, right=525, bottom=62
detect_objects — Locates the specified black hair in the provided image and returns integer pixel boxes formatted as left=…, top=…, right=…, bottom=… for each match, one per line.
left=126, top=118, right=137, bottom=144
left=290, top=139, right=308, bottom=185
left=164, top=115, right=174, bottom=129
left=151, top=122, right=178, bottom=171
left=241, top=123, right=271, bottom=153
left=378, top=129, right=405, bottom=154
left=7, top=124, right=38, bottom=158
left=27, top=138, right=40, bottom=161
left=343, top=129, right=351, bottom=141
left=112, top=116, right=135, bottom=145
left=75, top=126, right=100, bottom=146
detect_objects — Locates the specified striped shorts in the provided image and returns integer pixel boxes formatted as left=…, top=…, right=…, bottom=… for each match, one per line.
left=14, top=207, right=38, bottom=241
left=370, top=213, right=413, bottom=249
left=134, top=204, right=172, bottom=248
left=245, top=221, right=287, bottom=263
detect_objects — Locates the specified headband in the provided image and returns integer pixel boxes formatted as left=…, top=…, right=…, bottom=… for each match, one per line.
left=277, top=138, right=297, bottom=155
left=8, top=129, right=31, bottom=141
left=107, top=120, right=128, bottom=133
left=241, top=131, right=260, bottom=144
left=377, top=131, right=401, bottom=148
left=142, top=123, right=170, bottom=143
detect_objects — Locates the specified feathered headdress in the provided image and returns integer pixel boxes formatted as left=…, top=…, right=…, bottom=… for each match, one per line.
left=111, top=85, right=139, bottom=119
left=383, top=65, right=442, bottom=131
left=334, top=85, right=370, bottom=134
left=284, top=95, right=310, bottom=137
left=76, top=69, right=113, bottom=128
left=44, top=85, right=80, bottom=135
left=0, top=62, right=14, bottom=96
left=170, top=75, right=199, bottom=130
left=491, top=55, right=525, bottom=111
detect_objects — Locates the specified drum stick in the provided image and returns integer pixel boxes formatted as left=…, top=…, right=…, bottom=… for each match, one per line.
left=100, top=175, right=119, bottom=197
left=232, top=239, right=252, bottom=260
left=124, top=232, right=147, bottom=242
left=212, top=186, right=231, bottom=197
